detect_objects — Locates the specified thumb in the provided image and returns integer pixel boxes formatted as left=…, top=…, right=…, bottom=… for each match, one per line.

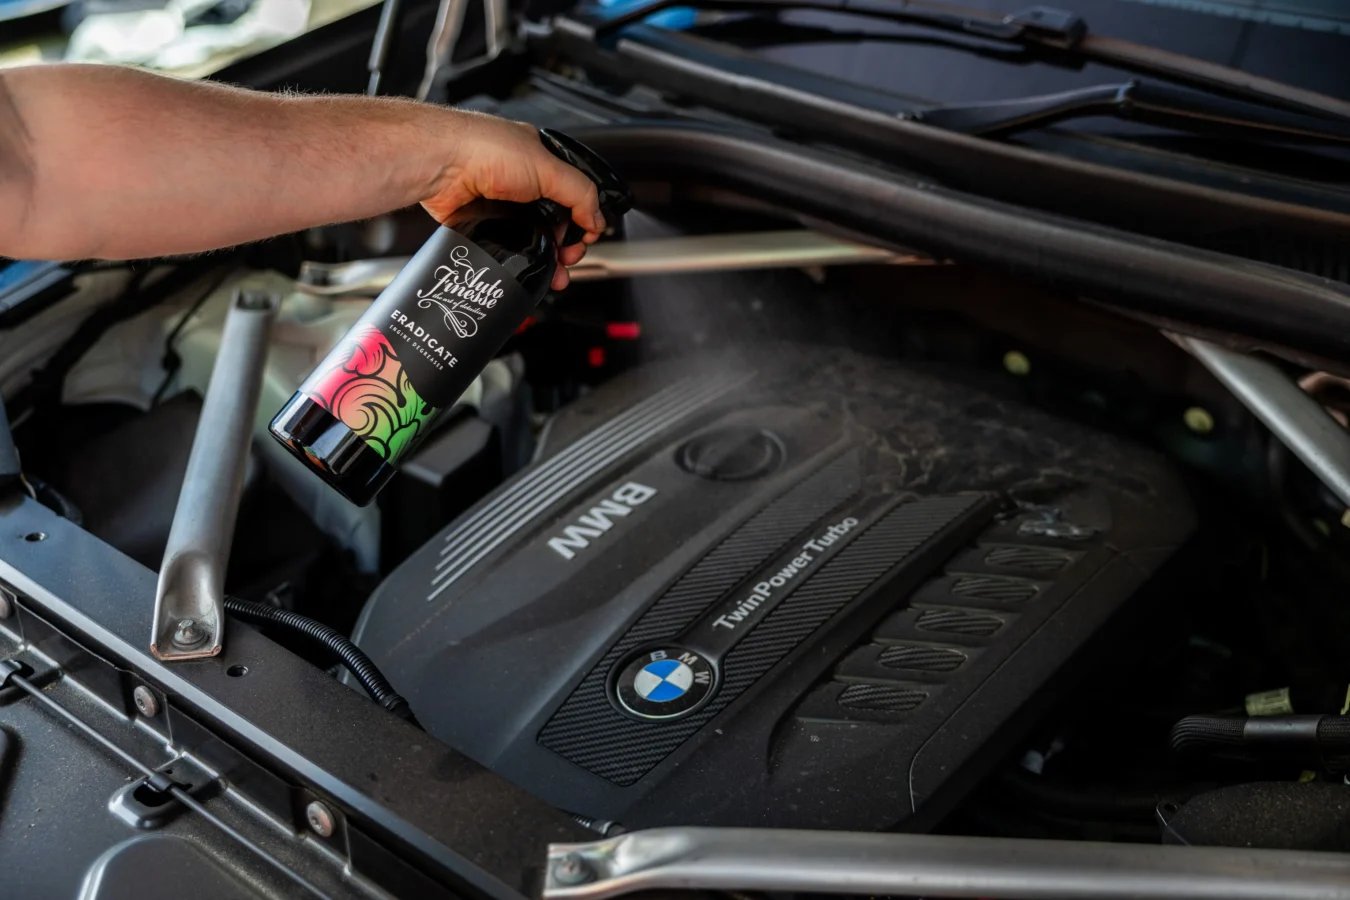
left=538, top=157, right=605, bottom=237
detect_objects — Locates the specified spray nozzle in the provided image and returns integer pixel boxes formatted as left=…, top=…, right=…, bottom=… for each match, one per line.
left=536, top=128, right=633, bottom=247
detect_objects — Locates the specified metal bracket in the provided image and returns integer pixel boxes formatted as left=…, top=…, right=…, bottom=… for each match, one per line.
left=416, top=0, right=511, bottom=101
left=295, top=230, right=935, bottom=297
left=151, top=290, right=276, bottom=662
left=544, top=826, right=1350, bottom=900
left=1167, top=333, right=1350, bottom=511
left=366, top=0, right=403, bottom=96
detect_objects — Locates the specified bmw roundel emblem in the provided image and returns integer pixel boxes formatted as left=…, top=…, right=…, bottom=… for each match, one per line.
left=615, top=648, right=715, bottom=720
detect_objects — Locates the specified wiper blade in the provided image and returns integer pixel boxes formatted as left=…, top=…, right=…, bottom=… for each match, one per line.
left=917, top=80, right=1350, bottom=145
left=583, top=0, right=1350, bottom=123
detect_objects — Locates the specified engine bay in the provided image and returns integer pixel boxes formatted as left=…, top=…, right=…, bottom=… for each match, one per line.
left=358, top=341, right=1195, bottom=832
left=4, top=62, right=1350, bottom=900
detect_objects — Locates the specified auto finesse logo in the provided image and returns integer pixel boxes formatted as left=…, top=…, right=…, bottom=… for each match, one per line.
left=414, top=244, right=507, bottom=339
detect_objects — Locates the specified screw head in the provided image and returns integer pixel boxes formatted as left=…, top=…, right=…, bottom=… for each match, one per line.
left=1183, top=406, right=1215, bottom=435
left=171, top=619, right=206, bottom=648
left=306, top=800, right=335, bottom=837
left=1003, top=351, right=1031, bottom=377
left=0, top=586, right=14, bottom=619
left=552, top=854, right=594, bottom=886
left=133, top=686, right=159, bottom=718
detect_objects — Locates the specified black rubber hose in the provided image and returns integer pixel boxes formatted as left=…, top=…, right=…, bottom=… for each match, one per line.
left=223, top=597, right=418, bottom=725
left=1318, top=716, right=1350, bottom=772
left=24, top=476, right=83, bottom=525
left=1171, top=713, right=1350, bottom=773
left=569, top=123, right=1350, bottom=361
left=1171, top=715, right=1247, bottom=755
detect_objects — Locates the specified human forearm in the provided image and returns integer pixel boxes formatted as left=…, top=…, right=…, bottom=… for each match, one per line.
left=0, top=64, right=601, bottom=265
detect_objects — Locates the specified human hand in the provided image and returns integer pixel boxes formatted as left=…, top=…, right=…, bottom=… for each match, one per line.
left=421, top=110, right=605, bottom=291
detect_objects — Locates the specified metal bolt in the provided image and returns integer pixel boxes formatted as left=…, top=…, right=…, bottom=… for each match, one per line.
left=552, top=854, right=594, bottom=886
left=171, top=619, right=206, bottom=649
left=1003, top=351, right=1031, bottom=377
left=1183, top=406, right=1215, bottom=434
left=133, top=686, right=159, bottom=718
left=306, top=800, right=335, bottom=837
left=0, top=585, right=14, bottom=619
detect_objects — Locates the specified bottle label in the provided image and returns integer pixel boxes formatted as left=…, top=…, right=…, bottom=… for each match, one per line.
left=395, top=240, right=532, bottom=404
left=298, top=230, right=530, bottom=466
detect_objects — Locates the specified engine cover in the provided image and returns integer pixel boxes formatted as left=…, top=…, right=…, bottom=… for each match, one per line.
left=353, top=346, right=1194, bottom=830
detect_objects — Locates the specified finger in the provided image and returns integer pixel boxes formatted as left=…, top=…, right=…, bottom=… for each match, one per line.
left=559, top=243, right=587, bottom=267
left=551, top=266, right=571, bottom=291
left=538, top=158, right=604, bottom=236
left=582, top=231, right=601, bottom=245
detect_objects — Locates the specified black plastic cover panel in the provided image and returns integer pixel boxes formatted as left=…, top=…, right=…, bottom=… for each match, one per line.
left=353, top=345, right=1195, bottom=830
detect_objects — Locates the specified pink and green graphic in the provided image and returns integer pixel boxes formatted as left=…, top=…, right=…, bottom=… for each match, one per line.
left=303, top=324, right=437, bottom=463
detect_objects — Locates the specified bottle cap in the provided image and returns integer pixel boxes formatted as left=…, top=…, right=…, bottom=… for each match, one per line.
left=536, top=128, right=634, bottom=246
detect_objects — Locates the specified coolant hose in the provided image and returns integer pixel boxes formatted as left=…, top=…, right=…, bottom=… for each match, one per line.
left=223, top=596, right=418, bottom=725
left=1171, top=713, right=1350, bottom=773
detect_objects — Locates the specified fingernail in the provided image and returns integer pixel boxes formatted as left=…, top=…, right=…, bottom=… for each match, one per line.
left=595, top=213, right=607, bottom=232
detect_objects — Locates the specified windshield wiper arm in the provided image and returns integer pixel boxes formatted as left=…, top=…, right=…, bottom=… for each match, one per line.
left=583, top=0, right=1350, bottom=124
left=592, top=0, right=1084, bottom=46
left=916, top=80, right=1350, bottom=145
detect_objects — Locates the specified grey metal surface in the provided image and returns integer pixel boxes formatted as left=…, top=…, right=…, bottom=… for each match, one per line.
left=79, top=835, right=261, bottom=900
left=1169, top=333, right=1350, bottom=509
left=0, top=492, right=586, bottom=900
left=543, top=827, right=1350, bottom=900
left=366, top=0, right=402, bottom=96
left=418, top=0, right=470, bottom=101
left=483, top=0, right=507, bottom=58
left=0, top=627, right=355, bottom=898
left=416, top=0, right=508, bottom=101
left=295, top=231, right=931, bottom=296
left=4, top=667, right=334, bottom=898
left=566, top=230, right=930, bottom=280
left=151, top=290, right=275, bottom=661
left=297, top=256, right=409, bottom=296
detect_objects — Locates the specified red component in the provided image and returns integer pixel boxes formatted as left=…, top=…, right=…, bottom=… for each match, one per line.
left=605, top=321, right=642, bottom=340
left=514, top=315, right=536, bottom=335
left=588, top=346, right=606, bottom=368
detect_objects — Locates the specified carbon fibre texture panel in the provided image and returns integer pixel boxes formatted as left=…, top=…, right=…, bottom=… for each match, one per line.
left=536, top=451, right=862, bottom=772
left=541, top=493, right=982, bottom=784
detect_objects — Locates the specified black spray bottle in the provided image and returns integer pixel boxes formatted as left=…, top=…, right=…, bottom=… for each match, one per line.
left=270, top=129, right=632, bottom=506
